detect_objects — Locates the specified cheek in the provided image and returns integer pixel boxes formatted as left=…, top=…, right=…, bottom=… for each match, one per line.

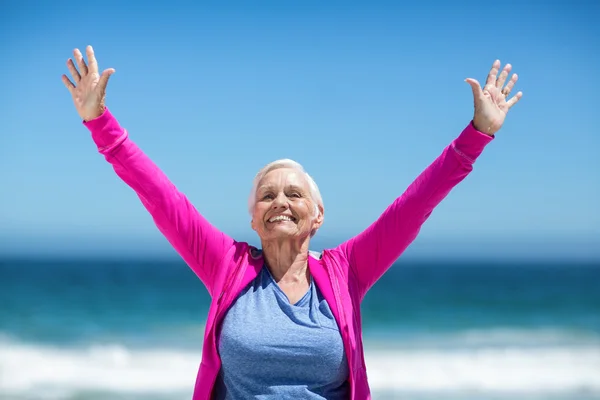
left=251, top=204, right=266, bottom=222
left=255, top=203, right=277, bottom=223
left=298, top=200, right=316, bottom=218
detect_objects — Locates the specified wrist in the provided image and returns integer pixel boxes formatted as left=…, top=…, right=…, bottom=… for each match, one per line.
left=82, top=105, right=106, bottom=122
left=471, top=120, right=495, bottom=137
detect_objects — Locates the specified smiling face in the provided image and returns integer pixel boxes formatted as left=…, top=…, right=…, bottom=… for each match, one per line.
left=251, top=167, right=323, bottom=241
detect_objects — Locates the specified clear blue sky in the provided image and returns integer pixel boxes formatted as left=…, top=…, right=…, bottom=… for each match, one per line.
left=1, top=0, right=598, bottom=260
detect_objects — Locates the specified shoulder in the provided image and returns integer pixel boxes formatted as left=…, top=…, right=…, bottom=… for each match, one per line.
left=320, top=247, right=351, bottom=273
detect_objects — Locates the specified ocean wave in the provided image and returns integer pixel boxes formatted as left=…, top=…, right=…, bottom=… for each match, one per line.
left=364, top=327, right=600, bottom=349
left=0, top=339, right=198, bottom=398
left=1, top=334, right=599, bottom=398
left=363, top=345, right=600, bottom=393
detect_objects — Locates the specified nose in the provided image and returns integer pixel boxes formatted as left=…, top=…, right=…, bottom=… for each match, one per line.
left=272, top=192, right=289, bottom=209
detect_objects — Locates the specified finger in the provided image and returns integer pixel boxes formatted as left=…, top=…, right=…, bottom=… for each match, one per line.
left=86, top=45, right=98, bottom=74
left=465, top=78, right=484, bottom=102
left=97, top=68, right=116, bottom=94
left=506, top=91, right=523, bottom=109
left=61, top=74, right=75, bottom=94
left=496, top=63, right=512, bottom=88
left=485, top=59, right=501, bottom=88
left=502, top=73, right=518, bottom=96
left=73, top=48, right=88, bottom=76
left=67, top=59, right=81, bottom=82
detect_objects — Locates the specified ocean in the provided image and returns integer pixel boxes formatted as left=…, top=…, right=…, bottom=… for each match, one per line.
left=1, top=256, right=599, bottom=400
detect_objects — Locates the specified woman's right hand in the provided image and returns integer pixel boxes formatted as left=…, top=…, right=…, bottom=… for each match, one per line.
left=62, top=45, right=115, bottom=121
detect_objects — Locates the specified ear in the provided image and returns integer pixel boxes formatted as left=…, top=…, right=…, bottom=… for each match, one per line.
left=250, top=218, right=257, bottom=232
left=313, top=204, right=324, bottom=230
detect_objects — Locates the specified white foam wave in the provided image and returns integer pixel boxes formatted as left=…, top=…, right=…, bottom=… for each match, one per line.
left=0, top=335, right=599, bottom=398
left=0, top=340, right=199, bottom=397
left=364, top=344, right=600, bottom=394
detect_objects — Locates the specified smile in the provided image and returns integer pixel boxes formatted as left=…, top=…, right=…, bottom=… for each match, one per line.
left=268, top=215, right=296, bottom=223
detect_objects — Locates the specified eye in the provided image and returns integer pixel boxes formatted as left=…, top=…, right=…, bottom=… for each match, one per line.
left=289, top=192, right=302, bottom=198
left=262, top=193, right=274, bottom=200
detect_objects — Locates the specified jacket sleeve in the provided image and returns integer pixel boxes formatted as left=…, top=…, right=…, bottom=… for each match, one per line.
left=83, top=108, right=235, bottom=294
left=334, top=122, right=493, bottom=298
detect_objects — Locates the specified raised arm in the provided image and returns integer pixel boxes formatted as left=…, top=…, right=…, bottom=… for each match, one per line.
left=336, top=60, right=523, bottom=299
left=61, top=46, right=235, bottom=294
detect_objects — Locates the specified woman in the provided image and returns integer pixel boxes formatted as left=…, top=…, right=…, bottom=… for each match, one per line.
left=61, top=45, right=522, bottom=400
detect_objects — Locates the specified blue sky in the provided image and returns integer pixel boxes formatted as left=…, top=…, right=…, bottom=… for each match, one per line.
left=1, top=0, right=598, bottom=260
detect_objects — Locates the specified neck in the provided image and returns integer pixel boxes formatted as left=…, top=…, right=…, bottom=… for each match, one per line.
left=261, top=236, right=311, bottom=283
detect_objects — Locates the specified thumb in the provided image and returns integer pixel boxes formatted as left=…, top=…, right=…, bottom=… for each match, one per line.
left=465, top=78, right=483, bottom=102
left=97, top=68, right=115, bottom=94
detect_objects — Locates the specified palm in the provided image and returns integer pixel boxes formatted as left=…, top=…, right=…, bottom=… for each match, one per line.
left=465, top=60, right=523, bottom=135
left=75, top=71, right=102, bottom=117
left=61, top=46, right=115, bottom=121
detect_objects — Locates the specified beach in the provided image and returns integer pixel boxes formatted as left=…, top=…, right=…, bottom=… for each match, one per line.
left=1, top=257, right=599, bottom=399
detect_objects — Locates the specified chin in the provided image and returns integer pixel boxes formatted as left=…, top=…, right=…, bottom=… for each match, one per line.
left=263, top=225, right=303, bottom=239
left=270, top=227, right=298, bottom=237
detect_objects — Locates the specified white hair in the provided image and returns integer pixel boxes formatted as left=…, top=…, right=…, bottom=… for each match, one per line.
left=248, top=158, right=323, bottom=226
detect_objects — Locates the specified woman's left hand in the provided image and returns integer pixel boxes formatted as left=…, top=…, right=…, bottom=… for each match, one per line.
left=465, top=60, right=523, bottom=136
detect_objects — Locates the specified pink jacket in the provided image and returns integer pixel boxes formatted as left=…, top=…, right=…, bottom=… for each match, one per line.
left=84, top=108, right=493, bottom=399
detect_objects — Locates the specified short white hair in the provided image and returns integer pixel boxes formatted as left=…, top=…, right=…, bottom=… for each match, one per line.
left=248, top=159, right=323, bottom=221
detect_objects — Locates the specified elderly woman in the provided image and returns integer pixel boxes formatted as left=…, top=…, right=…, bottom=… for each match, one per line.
left=61, top=46, right=522, bottom=400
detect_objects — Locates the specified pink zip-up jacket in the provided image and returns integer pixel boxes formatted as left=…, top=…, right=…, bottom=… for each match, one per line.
left=83, top=108, right=493, bottom=399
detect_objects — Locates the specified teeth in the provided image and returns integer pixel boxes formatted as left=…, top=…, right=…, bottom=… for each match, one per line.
left=269, top=215, right=294, bottom=223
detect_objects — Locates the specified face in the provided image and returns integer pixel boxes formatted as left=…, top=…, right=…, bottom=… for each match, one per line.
left=251, top=167, right=323, bottom=241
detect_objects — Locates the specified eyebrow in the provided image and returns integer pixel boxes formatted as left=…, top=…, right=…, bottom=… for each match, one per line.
left=258, top=184, right=305, bottom=193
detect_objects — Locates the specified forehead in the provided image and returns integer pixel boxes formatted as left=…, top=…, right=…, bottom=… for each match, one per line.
left=257, top=167, right=308, bottom=190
